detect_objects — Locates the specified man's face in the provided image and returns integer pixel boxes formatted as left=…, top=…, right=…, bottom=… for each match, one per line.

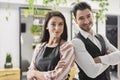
left=74, top=9, right=94, bottom=32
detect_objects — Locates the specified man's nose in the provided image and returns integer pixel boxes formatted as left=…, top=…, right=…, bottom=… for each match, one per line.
left=84, top=18, right=89, bottom=24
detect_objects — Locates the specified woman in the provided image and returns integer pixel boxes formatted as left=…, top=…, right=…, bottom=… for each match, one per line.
left=27, top=11, right=75, bottom=80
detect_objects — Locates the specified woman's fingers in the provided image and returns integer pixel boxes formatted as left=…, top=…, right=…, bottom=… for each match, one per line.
left=55, top=60, right=66, bottom=69
left=27, top=70, right=36, bottom=80
left=106, top=49, right=111, bottom=54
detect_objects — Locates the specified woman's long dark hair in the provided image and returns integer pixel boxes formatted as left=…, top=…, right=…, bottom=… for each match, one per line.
left=40, top=11, right=68, bottom=43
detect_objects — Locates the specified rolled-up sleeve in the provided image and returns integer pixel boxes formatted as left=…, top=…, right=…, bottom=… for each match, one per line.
left=29, top=43, right=43, bottom=70
left=72, top=38, right=109, bottom=78
left=99, top=35, right=120, bottom=65
left=43, top=42, right=75, bottom=80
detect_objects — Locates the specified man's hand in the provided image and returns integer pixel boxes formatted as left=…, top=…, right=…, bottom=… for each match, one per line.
left=94, top=57, right=101, bottom=63
left=94, top=49, right=111, bottom=63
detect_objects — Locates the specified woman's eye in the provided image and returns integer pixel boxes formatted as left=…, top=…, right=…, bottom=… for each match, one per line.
left=51, top=23, right=56, bottom=26
left=59, top=23, right=64, bottom=26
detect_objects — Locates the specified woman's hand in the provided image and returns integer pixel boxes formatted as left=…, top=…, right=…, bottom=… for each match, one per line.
left=27, top=70, right=46, bottom=80
left=106, top=48, right=111, bottom=55
left=55, top=60, right=65, bottom=69
left=27, top=70, right=37, bottom=80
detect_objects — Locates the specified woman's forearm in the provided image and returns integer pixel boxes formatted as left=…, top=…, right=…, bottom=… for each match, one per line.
left=34, top=70, right=46, bottom=80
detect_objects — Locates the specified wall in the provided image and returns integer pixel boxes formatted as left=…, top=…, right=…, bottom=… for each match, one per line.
left=0, top=1, right=72, bottom=68
left=98, top=0, right=120, bottom=35
left=0, top=0, right=43, bottom=5
left=107, top=0, right=120, bottom=78
left=118, top=16, right=120, bottom=78
left=107, top=0, right=120, bottom=15
left=0, top=3, right=20, bottom=68
left=21, top=15, right=33, bottom=63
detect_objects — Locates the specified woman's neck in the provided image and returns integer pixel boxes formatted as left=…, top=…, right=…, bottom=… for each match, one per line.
left=47, top=37, right=61, bottom=47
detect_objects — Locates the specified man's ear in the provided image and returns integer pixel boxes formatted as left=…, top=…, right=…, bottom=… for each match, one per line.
left=74, top=18, right=77, bottom=24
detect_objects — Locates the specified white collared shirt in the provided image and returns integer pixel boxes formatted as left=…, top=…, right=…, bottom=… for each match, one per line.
left=71, top=28, right=120, bottom=78
left=79, top=28, right=102, bottom=51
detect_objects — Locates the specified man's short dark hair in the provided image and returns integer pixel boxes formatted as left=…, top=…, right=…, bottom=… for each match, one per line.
left=73, top=2, right=92, bottom=18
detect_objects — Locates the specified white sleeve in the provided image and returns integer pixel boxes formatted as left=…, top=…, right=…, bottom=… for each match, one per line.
left=99, top=36, right=120, bottom=65
left=72, top=39, right=109, bottom=78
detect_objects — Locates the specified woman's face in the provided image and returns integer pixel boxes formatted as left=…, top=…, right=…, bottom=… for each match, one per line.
left=47, top=16, right=64, bottom=38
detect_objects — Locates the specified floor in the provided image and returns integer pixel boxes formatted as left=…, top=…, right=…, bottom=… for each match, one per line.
left=110, top=71, right=118, bottom=80
left=22, top=71, right=119, bottom=80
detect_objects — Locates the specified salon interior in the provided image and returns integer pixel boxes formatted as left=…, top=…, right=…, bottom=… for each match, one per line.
left=0, top=0, right=120, bottom=80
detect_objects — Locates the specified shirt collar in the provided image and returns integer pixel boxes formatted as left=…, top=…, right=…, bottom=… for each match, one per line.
left=79, top=28, right=96, bottom=39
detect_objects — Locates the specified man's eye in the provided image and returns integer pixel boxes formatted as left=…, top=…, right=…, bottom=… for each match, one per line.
left=79, top=17, right=84, bottom=20
left=87, top=15, right=91, bottom=18
left=59, top=23, right=64, bottom=26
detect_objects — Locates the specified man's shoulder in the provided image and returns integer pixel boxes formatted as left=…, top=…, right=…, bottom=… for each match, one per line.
left=71, top=38, right=84, bottom=45
left=71, top=38, right=80, bottom=42
left=95, top=33, right=106, bottom=40
left=60, top=41, right=74, bottom=47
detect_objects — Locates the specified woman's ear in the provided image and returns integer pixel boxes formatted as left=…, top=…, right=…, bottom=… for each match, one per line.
left=46, top=26, right=48, bottom=30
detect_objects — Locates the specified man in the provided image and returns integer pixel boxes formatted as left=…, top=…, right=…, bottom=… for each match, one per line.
left=72, top=2, right=120, bottom=80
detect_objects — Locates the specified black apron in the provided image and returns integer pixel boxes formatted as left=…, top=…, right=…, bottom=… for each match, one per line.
left=35, top=42, right=60, bottom=71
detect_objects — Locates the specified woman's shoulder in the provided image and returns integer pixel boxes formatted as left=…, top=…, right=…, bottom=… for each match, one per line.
left=35, top=42, right=46, bottom=49
left=60, top=40, right=74, bottom=56
left=34, top=42, right=46, bottom=54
